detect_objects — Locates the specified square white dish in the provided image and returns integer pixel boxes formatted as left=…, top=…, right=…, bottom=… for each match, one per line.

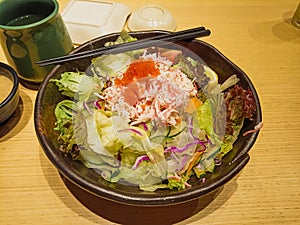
left=62, top=0, right=130, bottom=44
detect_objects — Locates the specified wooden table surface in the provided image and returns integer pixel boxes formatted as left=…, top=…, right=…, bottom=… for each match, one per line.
left=1, top=0, right=300, bottom=224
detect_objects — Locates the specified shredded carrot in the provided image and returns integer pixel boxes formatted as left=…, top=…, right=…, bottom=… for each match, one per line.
left=178, top=151, right=203, bottom=176
left=115, top=59, right=160, bottom=86
left=185, top=151, right=204, bottom=176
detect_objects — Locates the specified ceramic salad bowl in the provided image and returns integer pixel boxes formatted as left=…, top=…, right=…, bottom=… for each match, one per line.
left=34, top=30, right=261, bottom=206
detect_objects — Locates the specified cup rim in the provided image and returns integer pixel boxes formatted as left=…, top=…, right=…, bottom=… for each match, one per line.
left=0, top=0, right=59, bottom=30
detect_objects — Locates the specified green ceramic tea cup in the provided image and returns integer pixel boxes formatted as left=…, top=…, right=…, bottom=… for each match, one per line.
left=0, top=0, right=73, bottom=88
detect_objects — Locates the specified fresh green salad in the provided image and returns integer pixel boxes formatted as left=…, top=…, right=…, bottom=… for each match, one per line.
left=51, top=33, right=256, bottom=191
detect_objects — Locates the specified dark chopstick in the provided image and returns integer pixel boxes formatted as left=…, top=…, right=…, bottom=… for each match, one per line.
left=36, top=26, right=211, bottom=66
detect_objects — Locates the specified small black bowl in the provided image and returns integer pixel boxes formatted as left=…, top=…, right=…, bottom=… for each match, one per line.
left=0, top=62, right=19, bottom=124
left=34, top=31, right=261, bottom=206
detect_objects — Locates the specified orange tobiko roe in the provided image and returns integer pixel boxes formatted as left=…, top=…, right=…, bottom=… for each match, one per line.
left=115, top=59, right=160, bottom=86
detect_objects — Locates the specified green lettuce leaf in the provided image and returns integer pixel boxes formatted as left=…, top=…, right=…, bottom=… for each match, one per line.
left=91, top=53, right=133, bottom=78
left=91, top=32, right=143, bottom=78
left=119, top=161, right=164, bottom=186
left=53, top=100, right=77, bottom=154
left=94, top=110, right=128, bottom=155
left=104, top=30, right=138, bottom=46
left=76, top=150, right=121, bottom=182
left=197, top=100, right=213, bottom=137
left=50, top=72, right=103, bottom=102
left=167, top=177, right=188, bottom=190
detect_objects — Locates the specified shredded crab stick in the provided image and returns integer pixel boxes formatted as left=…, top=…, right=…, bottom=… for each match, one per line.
left=102, top=55, right=197, bottom=126
left=243, top=122, right=263, bottom=136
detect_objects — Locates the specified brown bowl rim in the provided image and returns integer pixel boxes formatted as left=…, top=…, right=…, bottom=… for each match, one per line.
left=0, top=62, right=19, bottom=124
